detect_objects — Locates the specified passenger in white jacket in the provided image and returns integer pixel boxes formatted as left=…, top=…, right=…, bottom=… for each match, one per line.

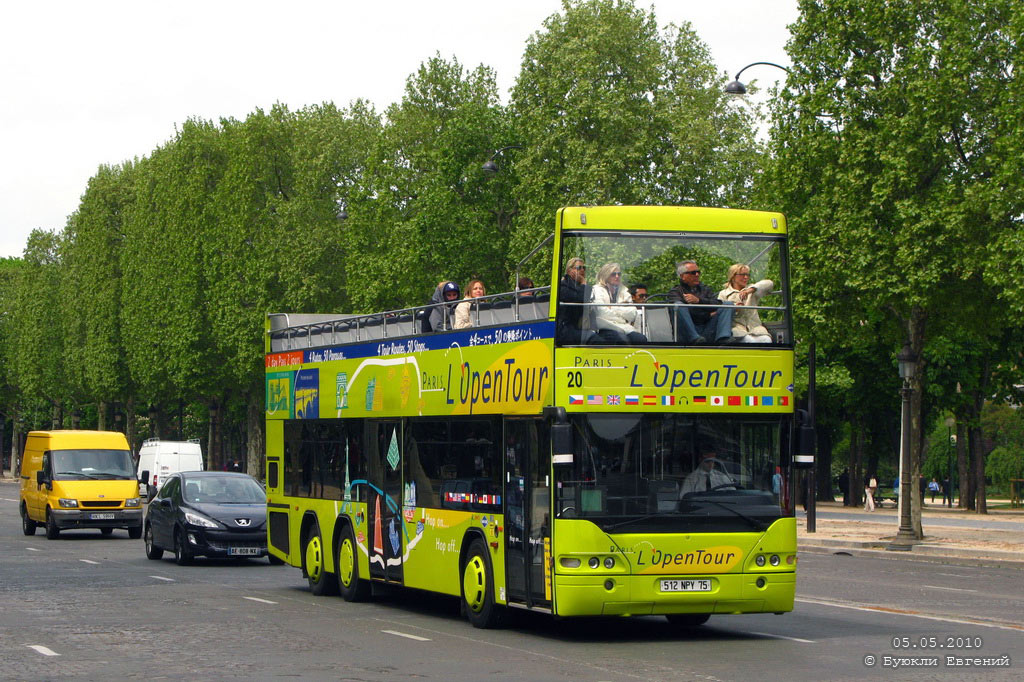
left=718, top=264, right=774, bottom=343
left=591, top=263, right=647, bottom=345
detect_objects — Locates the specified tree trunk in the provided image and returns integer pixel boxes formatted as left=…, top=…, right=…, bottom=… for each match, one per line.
left=849, top=423, right=862, bottom=507
left=246, top=395, right=265, bottom=481
left=908, top=307, right=926, bottom=540
left=816, top=427, right=833, bottom=501
left=0, top=414, right=6, bottom=478
left=11, top=412, right=23, bottom=477
left=97, top=401, right=107, bottom=431
left=125, top=397, right=137, bottom=452
left=972, top=424, right=987, bottom=514
left=956, top=419, right=970, bottom=509
left=52, top=402, right=63, bottom=430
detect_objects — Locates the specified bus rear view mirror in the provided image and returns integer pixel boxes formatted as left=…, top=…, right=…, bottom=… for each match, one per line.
left=794, top=425, right=816, bottom=468
left=552, top=423, right=573, bottom=464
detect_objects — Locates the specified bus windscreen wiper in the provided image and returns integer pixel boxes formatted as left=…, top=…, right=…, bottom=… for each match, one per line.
left=702, top=499, right=768, bottom=531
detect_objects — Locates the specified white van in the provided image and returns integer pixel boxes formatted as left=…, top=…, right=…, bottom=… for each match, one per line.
left=137, top=438, right=204, bottom=497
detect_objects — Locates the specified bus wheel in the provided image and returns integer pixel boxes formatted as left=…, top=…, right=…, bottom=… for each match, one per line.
left=336, top=526, right=370, bottom=602
left=45, top=510, right=60, bottom=539
left=461, top=539, right=503, bottom=629
left=303, top=524, right=337, bottom=597
left=665, top=614, right=710, bottom=628
left=21, top=504, right=37, bottom=536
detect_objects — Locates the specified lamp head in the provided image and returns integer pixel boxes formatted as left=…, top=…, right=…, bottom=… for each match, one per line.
left=897, top=343, right=918, bottom=380
left=482, top=159, right=499, bottom=173
left=724, top=79, right=747, bottom=95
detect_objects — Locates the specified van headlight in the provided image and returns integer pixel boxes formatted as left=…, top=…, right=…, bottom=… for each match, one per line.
left=58, top=498, right=79, bottom=508
left=184, top=510, right=219, bottom=528
left=124, top=497, right=141, bottom=508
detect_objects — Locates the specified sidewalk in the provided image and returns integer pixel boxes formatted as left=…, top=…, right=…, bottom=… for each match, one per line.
left=798, top=500, right=1024, bottom=569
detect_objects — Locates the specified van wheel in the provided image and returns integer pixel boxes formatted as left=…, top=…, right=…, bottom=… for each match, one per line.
left=101, top=527, right=114, bottom=536
left=336, top=525, right=370, bottom=602
left=128, top=525, right=142, bottom=540
left=303, top=524, right=337, bottom=596
left=174, top=529, right=193, bottom=566
left=45, top=510, right=60, bottom=539
left=21, top=504, right=37, bottom=536
left=145, top=523, right=164, bottom=560
left=461, top=539, right=503, bottom=629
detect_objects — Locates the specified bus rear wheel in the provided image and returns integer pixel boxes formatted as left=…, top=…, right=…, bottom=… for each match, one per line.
left=461, top=539, right=503, bottom=629
left=303, top=523, right=337, bottom=597
left=336, top=525, right=370, bottom=602
left=665, top=613, right=710, bottom=628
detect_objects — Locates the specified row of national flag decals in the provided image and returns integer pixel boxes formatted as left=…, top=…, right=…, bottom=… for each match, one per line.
left=567, top=395, right=790, bottom=407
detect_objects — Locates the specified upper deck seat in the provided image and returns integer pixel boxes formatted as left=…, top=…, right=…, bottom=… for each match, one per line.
left=644, top=305, right=676, bottom=344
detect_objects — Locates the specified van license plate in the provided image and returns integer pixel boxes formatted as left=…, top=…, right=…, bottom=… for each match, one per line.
left=660, top=579, right=711, bottom=592
left=229, top=547, right=261, bottom=556
left=90, top=513, right=115, bottom=520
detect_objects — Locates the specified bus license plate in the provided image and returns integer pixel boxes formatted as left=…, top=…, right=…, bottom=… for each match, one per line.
left=229, top=547, right=261, bottom=556
left=90, top=513, right=115, bottom=520
left=660, top=579, right=711, bottom=592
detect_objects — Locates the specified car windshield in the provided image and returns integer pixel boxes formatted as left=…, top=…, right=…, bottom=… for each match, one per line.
left=554, top=414, right=789, bottom=533
left=183, top=477, right=266, bottom=504
left=51, top=449, right=135, bottom=480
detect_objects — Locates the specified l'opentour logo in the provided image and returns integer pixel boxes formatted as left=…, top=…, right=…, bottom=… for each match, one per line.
left=634, top=545, right=743, bottom=574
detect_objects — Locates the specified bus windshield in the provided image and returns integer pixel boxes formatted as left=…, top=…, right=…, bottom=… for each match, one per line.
left=554, top=414, right=788, bottom=533
left=51, top=449, right=136, bottom=480
left=558, top=231, right=789, bottom=345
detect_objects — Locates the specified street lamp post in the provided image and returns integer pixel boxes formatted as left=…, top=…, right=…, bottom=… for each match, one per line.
left=724, top=61, right=792, bottom=95
left=945, top=416, right=956, bottom=508
left=481, top=145, right=524, bottom=174
left=888, top=343, right=918, bottom=551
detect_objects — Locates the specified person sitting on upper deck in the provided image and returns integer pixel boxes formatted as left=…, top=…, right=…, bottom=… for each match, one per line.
left=591, top=263, right=647, bottom=345
left=718, top=264, right=774, bottom=343
left=630, top=283, right=649, bottom=336
left=454, top=279, right=486, bottom=329
left=556, top=258, right=599, bottom=345
left=423, top=281, right=460, bottom=332
left=668, top=260, right=734, bottom=345
left=517, top=277, right=535, bottom=297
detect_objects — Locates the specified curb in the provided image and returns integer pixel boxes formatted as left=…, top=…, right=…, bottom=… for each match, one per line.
left=799, top=542, right=1024, bottom=570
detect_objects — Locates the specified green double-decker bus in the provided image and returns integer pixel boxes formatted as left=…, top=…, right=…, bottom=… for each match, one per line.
left=264, top=206, right=802, bottom=628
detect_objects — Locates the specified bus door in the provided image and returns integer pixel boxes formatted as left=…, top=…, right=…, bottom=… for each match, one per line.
left=504, top=418, right=551, bottom=608
left=366, top=420, right=403, bottom=584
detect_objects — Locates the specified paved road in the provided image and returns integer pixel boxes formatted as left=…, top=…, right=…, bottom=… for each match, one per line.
left=799, top=508, right=1024, bottom=531
left=1, top=486, right=1020, bottom=681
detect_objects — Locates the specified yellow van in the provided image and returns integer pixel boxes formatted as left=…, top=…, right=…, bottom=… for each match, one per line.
left=20, top=430, right=143, bottom=539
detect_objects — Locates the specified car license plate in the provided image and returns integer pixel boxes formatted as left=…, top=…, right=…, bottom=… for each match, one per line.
left=660, top=578, right=711, bottom=592
left=229, top=547, right=261, bottom=556
left=90, top=513, right=116, bottom=520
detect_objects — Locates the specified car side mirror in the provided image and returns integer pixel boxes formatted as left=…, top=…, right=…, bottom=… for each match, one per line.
left=36, top=470, right=46, bottom=486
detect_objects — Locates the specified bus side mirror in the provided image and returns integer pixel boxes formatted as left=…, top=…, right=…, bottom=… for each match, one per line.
left=552, top=423, right=573, bottom=465
left=793, top=409, right=816, bottom=469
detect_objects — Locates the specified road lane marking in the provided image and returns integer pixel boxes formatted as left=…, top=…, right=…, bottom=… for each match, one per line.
left=936, top=573, right=972, bottom=578
left=923, top=584, right=977, bottom=593
left=79, top=559, right=99, bottom=565
left=150, top=576, right=175, bottom=582
left=1, top=497, right=18, bottom=502
left=797, top=597, right=1024, bottom=632
left=381, top=629, right=431, bottom=641
left=27, top=547, right=41, bottom=552
left=243, top=597, right=277, bottom=604
left=748, top=631, right=815, bottom=643
left=26, top=645, right=60, bottom=656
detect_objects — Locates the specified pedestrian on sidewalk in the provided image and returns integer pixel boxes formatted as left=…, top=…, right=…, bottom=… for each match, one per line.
left=864, top=473, right=877, bottom=512
left=928, top=477, right=940, bottom=503
left=942, top=476, right=952, bottom=507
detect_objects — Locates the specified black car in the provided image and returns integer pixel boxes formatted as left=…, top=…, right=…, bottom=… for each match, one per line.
left=144, top=471, right=276, bottom=565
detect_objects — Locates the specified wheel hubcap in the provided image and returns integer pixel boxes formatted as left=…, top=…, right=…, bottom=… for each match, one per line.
left=462, top=555, right=486, bottom=613
left=305, top=536, right=323, bottom=582
left=339, top=539, right=354, bottom=587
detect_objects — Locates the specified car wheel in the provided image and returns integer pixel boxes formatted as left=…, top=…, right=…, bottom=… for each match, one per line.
left=461, top=539, right=503, bottom=629
left=303, top=523, right=337, bottom=596
left=101, top=527, right=114, bottom=536
left=45, top=510, right=60, bottom=540
left=336, top=525, right=370, bottom=602
left=128, top=525, right=142, bottom=540
left=145, top=523, right=164, bottom=560
left=665, top=613, right=710, bottom=628
left=174, top=529, right=193, bottom=566
left=21, top=504, right=37, bottom=536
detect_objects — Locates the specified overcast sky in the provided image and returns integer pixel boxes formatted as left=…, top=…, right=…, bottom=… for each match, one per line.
left=0, top=0, right=798, bottom=258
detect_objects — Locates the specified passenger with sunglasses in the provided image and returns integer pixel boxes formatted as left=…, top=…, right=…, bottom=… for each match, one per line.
left=668, top=260, right=735, bottom=344
left=718, top=263, right=774, bottom=343
left=556, top=258, right=599, bottom=345
left=591, top=262, right=647, bottom=345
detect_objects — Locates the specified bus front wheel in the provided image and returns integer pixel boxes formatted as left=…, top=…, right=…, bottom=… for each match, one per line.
left=461, top=539, right=503, bottom=629
left=665, top=613, right=710, bottom=628
left=303, top=524, right=337, bottom=597
left=336, top=525, right=370, bottom=602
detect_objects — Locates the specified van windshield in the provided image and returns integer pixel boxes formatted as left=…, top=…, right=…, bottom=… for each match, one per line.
left=51, top=449, right=135, bottom=480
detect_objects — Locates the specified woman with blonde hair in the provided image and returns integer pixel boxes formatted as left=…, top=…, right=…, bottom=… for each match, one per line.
left=718, top=264, right=773, bottom=343
left=591, top=263, right=646, bottom=344
left=454, top=279, right=486, bottom=329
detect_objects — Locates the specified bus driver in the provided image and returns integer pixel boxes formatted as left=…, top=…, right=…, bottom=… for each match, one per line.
left=679, top=452, right=735, bottom=496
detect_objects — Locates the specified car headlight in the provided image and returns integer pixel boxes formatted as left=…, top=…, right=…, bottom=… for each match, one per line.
left=184, top=510, right=219, bottom=528
left=124, top=498, right=141, bottom=508
left=58, top=498, right=79, bottom=508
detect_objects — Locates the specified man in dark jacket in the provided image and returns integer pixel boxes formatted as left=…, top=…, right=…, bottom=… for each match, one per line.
left=556, top=258, right=599, bottom=345
left=667, top=260, right=734, bottom=344
left=422, top=281, right=460, bottom=332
